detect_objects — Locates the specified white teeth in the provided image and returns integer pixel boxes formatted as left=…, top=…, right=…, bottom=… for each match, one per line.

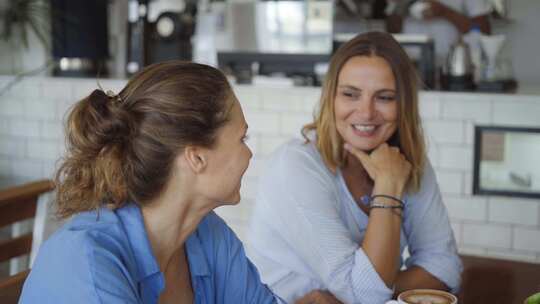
left=353, top=124, right=376, bottom=132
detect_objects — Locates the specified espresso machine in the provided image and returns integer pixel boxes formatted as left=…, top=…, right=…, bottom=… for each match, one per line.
left=126, top=0, right=196, bottom=75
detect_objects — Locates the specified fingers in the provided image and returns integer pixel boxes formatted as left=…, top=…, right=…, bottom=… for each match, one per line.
left=294, top=292, right=312, bottom=304
left=343, top=143, right=369, bottom=163
left=343, top=143, right=377, bottom=178
left=344, top=142, right=412, bottom=187
left=316, top=291, right=344, bottom=304
left=327, top=293, right=344, bottom=304
left=294, top=296, right=310, bottom=304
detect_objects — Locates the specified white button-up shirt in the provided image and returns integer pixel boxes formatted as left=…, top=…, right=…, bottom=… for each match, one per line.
left=247, top=138, right=462, bottom=304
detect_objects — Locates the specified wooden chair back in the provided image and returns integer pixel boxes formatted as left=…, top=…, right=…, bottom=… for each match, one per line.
left=0, top=180, right=54, bottom=303
left=0, top=270, right=30, bottom=303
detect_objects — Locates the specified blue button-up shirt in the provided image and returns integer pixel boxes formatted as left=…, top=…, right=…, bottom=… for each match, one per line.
left=20, top=203, right=278, bottom=304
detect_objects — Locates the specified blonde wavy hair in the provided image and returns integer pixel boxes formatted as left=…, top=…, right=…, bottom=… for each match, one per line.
left=302, top=32, right=425, bottom=192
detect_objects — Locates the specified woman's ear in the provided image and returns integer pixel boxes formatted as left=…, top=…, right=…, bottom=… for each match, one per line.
left=183, top=146, right=208, bottom=173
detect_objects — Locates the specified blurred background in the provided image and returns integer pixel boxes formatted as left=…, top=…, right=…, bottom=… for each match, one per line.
left=0, top=0, right=538, bottom=90
left=1, top=1, right=540, bottom=303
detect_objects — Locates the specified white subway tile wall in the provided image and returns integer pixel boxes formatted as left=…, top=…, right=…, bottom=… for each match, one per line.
left=450, top=222, right=462, bottom=244
left=462, top=172, right=474, bottom=196
left=444, top=196, right=487, bottom=222
left=1, top=76, right=539, bottom=263
left=489, top=197, right=539, bottom=226
left=424, top=137, right=439, bottom=166
left=462, top=223, right=512, bottom=249
left=458, top=245, right=488, bottom=256
left=435, top=171, right=463, bottom=195
left=243, top=111, right=281, bottom=135
left=9, top=120, right=41, bottom=138
left=0, top=136, right=26, bottom=156
left=513, top=228, right=540, bottom=252
left=423, top=120, right=465, bottom=144
left=438, top=145, right=473, bottom=171
left=493, top=100, right=540, bottom=126
left=0, top=98, right=25, bottom=117
left=485, top=248, right=537, bottom=263
left=441, top=93, right=493, bottom=124
left=23, top=98, right=58, bottom=120
left=0, top=159, right=10, bottom=175
left=418, top=92, right=442, bottom=119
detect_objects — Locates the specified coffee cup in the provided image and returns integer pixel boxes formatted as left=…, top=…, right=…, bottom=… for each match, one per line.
left=386, top=289, right=458, bottom=304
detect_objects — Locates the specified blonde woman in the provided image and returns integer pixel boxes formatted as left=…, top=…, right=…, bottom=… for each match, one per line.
left=248, top=32, right=462, bottom=304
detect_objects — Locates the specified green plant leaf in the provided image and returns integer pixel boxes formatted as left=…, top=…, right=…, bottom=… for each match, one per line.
left=526, top=292, right=540, bottom=304
left=1, top=0, right=50, bottom=49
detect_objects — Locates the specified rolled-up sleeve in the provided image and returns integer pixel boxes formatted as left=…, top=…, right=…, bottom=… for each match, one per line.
left=403, top=161, right=463, bottom=293
left=252, top=144, right=393, bottom=303
left=351, top=249, right=394, bottom=300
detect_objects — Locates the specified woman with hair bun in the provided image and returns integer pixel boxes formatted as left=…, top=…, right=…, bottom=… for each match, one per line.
left=19, top=61, right=280, bottom=304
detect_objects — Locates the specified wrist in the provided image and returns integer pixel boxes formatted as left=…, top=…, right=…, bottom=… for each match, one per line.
left=373, top=179, right=405, bottom=197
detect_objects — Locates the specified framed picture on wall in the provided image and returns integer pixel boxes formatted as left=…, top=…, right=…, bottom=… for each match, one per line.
left=473, top=125, right=540, bottom=199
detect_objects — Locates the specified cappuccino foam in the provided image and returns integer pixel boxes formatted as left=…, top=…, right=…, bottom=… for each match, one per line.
left=403, top=293, right=453, bottom=304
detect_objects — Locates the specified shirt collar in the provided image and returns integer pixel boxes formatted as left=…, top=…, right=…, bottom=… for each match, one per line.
left=185, top=220, right=211, bottom=277
left=117, top=203, right=211, bottom=280
left=116, top=203, right=161, bottom=282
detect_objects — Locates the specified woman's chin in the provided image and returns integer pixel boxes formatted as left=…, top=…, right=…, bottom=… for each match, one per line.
left=221, top=194, right=242, bottom=206
left=347, top=140, right=382, bottom=152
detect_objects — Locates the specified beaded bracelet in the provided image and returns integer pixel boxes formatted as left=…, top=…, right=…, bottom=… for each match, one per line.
left=369, top=194, right=405, bottom=208
left=369, top=203, right=403, bottom=217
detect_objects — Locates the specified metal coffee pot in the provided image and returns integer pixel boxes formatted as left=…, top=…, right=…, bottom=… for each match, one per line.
left=442, top=37, right=474, bottom=91
left=446, top=37, right=473, bottom=77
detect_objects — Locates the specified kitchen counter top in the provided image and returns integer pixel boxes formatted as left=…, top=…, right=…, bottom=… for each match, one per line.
left=238, top=75, right=540, bottom=98
left=514, top=83, right=540, bottom=96
left=1, top=75, right=539, bottom=99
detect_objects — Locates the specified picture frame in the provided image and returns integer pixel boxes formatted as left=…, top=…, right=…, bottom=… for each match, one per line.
left=473, top=125, right=540, bottom=199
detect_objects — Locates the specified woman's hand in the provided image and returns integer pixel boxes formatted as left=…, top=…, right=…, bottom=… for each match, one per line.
left=295, top=290, right=343, bottom=304
left=346, top=143, right=411, bottom=285
left=344, top=142, right=411, bottom=196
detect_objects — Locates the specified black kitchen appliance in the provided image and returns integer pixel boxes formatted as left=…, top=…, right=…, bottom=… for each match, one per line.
left=126, top=0, right=196, bottom=76
left=51, top=0, right=109, bottom=77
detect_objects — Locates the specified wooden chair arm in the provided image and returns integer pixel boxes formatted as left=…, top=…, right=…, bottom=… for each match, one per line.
left=0, top=180, right=55, bottom=207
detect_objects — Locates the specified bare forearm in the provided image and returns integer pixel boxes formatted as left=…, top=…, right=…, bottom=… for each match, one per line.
left=440, top=6, right=473, bottom=33
left=361, top=183, right=403, bottom=287
left=345, top=143, right=411, bottom=289
left=394, top=266, right=449, bottom=296
left=439, top=6, right=491, bottom=34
